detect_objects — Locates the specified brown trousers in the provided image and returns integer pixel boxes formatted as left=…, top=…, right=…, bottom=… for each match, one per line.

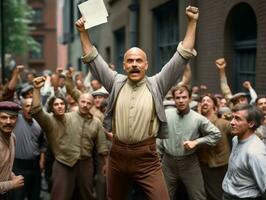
left=51, top=158, right=94, bottom=200
left=107, top=137, right=169, bottom=200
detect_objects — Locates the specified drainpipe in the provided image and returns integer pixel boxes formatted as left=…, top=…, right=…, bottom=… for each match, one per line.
left=1, top=0, right=5, bottom=84
left=128, top=0, right=139, bottom=47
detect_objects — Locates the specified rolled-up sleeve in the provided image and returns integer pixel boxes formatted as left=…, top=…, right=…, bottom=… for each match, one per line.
left=81, top=46, right=99, bottom=63
left=0, top=180, right=13, bottom=194
left=177, top=42, right=197, bottom=60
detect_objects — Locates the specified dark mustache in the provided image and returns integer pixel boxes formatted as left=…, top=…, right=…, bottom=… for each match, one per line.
left=3, top=125, right=13, bottom=128
left=129, top=68, right=141, bottom=73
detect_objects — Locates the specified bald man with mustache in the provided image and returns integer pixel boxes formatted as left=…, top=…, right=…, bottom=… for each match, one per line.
left=76, top=5, right=199, bottom=200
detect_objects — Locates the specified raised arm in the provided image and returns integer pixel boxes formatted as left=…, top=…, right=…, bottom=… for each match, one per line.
left=32, top=76, right=46, bottom=108
left=177, top=63, right=192, bottom=86
left=75, top=17, right=93, bottom=56
left=242, top=81, right=257, bottom=104
left=0, top=65, right=24, bottom=101
left=65, top=68, right=81, bottom=102
left=155, top=6, right=198, bottom=96
left=182, top=6, right=199, bottom=51
left=31, top=77, right=54, bottom=132
left=215, top=58, right=232, bottom=100
left=8, top=65, right=24, bottom=91
left=75, top=18, right=117, bottom=92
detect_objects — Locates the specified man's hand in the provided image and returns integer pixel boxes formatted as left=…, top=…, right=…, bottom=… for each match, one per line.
left=101, top=164, right=107, bottom=176
left=75, top=17, right=86, bottom=32
left=33, top=76, right=46, bottom=89
left=185, top=6, right=199, bottom=21
left=13, top=65, right=24, bottom=74
left=243, top=81, right=252, bottom=90
left=183, top=140, right=198, bottom=150
left=215, top=58, right=226, bottom=70
left=106, top=132, right=113, bottom=141
left=66, top=67, right=75, bottom=79
left=11, top=175, right=24, bottom=189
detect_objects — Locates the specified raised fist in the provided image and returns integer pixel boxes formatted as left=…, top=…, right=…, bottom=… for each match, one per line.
left=243, top=81, right=252, bottom=89
left=75, top=17, right=86, bottom=32
left=185, top=6, right=199, bottom=21
left=215, top=58, right=226, bottom=69
left=33, top=76, right=46, bottom=89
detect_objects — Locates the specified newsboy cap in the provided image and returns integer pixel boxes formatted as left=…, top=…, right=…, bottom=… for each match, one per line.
left=0, top=101, right=21, bottom=115
left=20, top=84, right=34, bottom=97
left=91, top=87, right=109, bottom=97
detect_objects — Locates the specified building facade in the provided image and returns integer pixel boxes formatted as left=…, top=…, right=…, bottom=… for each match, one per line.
left=62, top=0, right=266, bottom=94
left=15, top=0, right=58, bottom=75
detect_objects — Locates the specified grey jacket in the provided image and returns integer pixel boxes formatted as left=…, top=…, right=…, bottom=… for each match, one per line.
left=82, top=43, right=196, bottom=139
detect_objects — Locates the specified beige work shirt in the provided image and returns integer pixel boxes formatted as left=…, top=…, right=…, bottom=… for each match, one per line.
left=114, top=79, right=159, bottom=144
left=31, top=106, right=108, bottom=167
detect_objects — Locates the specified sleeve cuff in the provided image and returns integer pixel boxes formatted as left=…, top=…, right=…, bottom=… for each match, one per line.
left=30, top=104, right=42, bottom=115
left=195, top=137, right=206, bottom=145
left=81, top=46, right=98, bottom=63
left=177, top=42, right=197, bottom=60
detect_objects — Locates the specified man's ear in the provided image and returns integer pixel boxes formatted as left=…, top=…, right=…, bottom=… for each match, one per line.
left=248, top=121, right=255, bottom=129
left=144, top=62, right=149, bottom=70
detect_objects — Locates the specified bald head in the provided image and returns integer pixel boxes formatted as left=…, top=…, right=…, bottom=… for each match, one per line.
left=124, top=47, right=148, bottom=62
left=78, top=93, right=94, bottom=115
left=123, top=47, right=148, bottom=83
left=79, top=93, right=94, bottom=102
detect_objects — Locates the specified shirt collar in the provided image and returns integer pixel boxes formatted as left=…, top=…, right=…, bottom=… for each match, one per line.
left=126, top=77, right=146, bottom=87
left=177, top=107, right=191, bottom=117
left=78, top=110, right=93, bottom=119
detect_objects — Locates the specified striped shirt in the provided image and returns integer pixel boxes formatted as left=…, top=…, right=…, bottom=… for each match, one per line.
left=0, top=131, right=15, bottom=194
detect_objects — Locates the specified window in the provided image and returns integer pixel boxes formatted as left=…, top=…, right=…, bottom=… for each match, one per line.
left=227, top=3, right=257, bottom=91
left=114, top=28, right=125, bottom=73
left=154, top=1, right=178, bottom=72
left=29, top=37, right=44, bottom=60
left=33, top=8, right=44, bottom=23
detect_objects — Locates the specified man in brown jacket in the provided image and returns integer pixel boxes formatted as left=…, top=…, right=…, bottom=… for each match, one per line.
left=199, top=93, right=232, bottom=200
left=31, top=77, right=108, bottom=200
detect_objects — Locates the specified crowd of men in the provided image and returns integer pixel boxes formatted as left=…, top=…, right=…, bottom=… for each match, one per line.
left=0, top=5, right=266, bottom=200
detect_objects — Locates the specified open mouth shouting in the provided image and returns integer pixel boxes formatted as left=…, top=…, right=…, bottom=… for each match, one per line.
left=129, top=68, right=141, bottom=76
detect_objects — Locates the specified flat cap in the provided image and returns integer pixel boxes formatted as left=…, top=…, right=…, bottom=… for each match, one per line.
left=91, top=87, right=109, bottom=97
left=20, top=84, right=33, bottom=97
left=0, top=101, right=21, bottom=115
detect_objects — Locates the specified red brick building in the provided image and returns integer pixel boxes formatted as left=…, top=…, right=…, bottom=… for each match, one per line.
left=86, top=0, right=266, bottom=95
left=20, top=0, right=58, bottom=74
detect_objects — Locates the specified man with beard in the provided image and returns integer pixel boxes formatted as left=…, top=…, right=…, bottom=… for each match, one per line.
left=157, top=85, right=221, bottom=200
left=0, top=101, right=24, bottom=199
left=76, top=5, right=198, bottom=200
left=198, top=94, right=231, bottom=200
left=222, top=104, right=266, bottom=200
left=31, top=77, right=108, bottom=200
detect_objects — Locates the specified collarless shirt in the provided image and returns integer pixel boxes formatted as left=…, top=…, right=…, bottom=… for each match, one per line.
left=222, top=134, right=266, bottom=198
left=160, top=108, right=221, bottom=157
left=13, top=114, right=45, bottom=160
left=115, top=78, right=159, bottom=144
left=31, top=106, right=108, bottom=167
